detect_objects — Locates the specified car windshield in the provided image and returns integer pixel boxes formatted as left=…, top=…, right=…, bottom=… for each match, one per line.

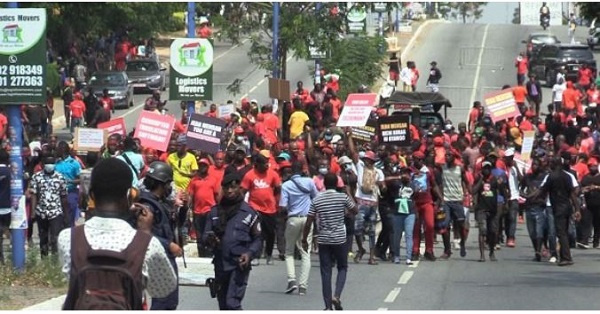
left=126, top=61, right=159, bottom=72
left=89, top=73, right=126, bottom=86
left=559, top=48, right=594, bottom=60
left=531, top=36, right=558, bottom=45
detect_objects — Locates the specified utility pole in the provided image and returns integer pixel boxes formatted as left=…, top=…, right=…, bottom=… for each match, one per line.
left=186, top=2, right=196, bottom=117
left=6, top=1, right=25, bottom=272
left=314, top=2, right=322, bottom=85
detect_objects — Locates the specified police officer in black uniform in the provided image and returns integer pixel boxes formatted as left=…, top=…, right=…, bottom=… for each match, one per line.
left=138, top=161, right=182, bottom=310
left=203, top=173, right=262, bottom=310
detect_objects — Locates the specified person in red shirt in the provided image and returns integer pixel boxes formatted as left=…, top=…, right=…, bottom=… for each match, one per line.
left=196, top=17, right=213, bottom=39
left=241, top=154, right=282, bottom=265
left=411, top=63, right=420, bottom=91
left=205, top=103, right=218, bottom=118
left=69, top=92, right=86, bottom=133
left=261, top=104, right=279, bottom=145
left=562, top=81, right=579, bottom=116
left=468, top=101, right=482, bottom=132
left=512, top=81, right=528, bottom=115
left=587, top=83, right=600, bottom=105
left=100, top=89, right=115, bottom=116
left=208, top=151, right=226, bottom=187
left=329, top=91, right=342, bottom=121
left=578, top=64, right=593, bottom=90
left=188, top=158, right=221, bottom=256
left=514, top=52, right=528, bottom=84
left=0, top=108, right=7, bottom=140
left=292, top=81, right=311, bottom=104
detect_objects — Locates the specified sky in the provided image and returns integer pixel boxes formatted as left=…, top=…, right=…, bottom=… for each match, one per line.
left=478, top=2, right=520, bottom=24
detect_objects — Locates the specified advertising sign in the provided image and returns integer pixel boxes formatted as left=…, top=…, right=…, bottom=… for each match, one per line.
left=186, top=113, right=227, bottom=154
left=351, top=118, right=378, bottom=145
left=97, top=117, right=127, bottom=136
left=74, top=128, right=107, bottom=152
left=378, top=115, right=411, bottom=147
left=169, top=38, right=213, bottom=101
left=347, top=5, right=367, bottom=33
left=133, top=111, right=176, bottom=152
left=484, top=90, right=520, bottom=123
left=0, top=8, right=47, bottom=104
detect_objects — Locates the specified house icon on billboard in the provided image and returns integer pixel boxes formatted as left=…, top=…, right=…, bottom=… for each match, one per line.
left=177, top=42, right=207, bottom=67
left=2, top=24, right=23, bottom=43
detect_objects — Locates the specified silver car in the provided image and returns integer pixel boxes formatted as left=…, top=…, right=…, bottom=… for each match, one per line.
left=88, top=71, right=134, bottom=109
left=125, top=59, right=166, bottom=93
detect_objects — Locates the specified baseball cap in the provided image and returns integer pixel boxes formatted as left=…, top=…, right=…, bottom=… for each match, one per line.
left=504, top=148, right=515, bottom=157
left=277, top=152, right=291, bottom=161
left=279, top=160, right=292, bottom=169
left=337, top=156, right=353, bottom=165
left=482, top=161, right=493, bottom=168
left=235, top=145, right=247, bottom=154
left=362, top=150, right=377, bottom=161
left=198, top=158, right=210, bottom=166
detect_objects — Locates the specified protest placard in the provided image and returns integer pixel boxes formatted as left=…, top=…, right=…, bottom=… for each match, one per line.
left=133, top=111, right=176, bottom=152
left=336, top=93, right=378, bottom=127
left=186, top=113, right=227, bottom=154
left=351, top=118, right=378, bottom=145
left=74, top=128, right=107, bottom=152
left=97, top=117, right=127, bottom=136
left=218, top=104, right=235, bottom=118
left=378, top=115, right=411, bottom=147
left=484, top=90, right=520, bottom=123
left=520, top=130, right=536, bottom=162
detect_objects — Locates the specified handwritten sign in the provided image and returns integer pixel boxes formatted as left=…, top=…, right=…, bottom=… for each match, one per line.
left=97, top=117, right=127, bottom=136
left=336, top=93, right=378, bottom=127
left=484, top=90, right=520, bottom=123
left=520, top=131, right=536, bottom=162
left=218, top=104, right=235, bottom=118
left=133, top=111, right=176, bottom=152
left=186, top=114, right=227, bottom=154
left=378, top=115, right=410, bottom=147
left=74, top=128, right=107, bottom=152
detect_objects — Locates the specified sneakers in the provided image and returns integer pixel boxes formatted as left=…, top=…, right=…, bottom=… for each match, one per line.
left=576, top=242, right=591, bottom=249
left=460, top=242, right=466, bottom=257
left=549, top=256, right=557, bottom=263
left=285, top=281, right=298, bottom=294
left=266, top=256, right=274, bottom=265
left=533, top=253, right=541, bottom=262
left=251, top=259, right=260, bottom=266
left=406, top=259, right=413, bottom=265
left=393, top=257, right=401, bottom=264
left=298, top=287, right=307, bottom=295
left=558, top=260, right=574, bottom=267
left=506, top=238, right=515, bottom=248
left=424, top=252, right=436, bottom=261
left=278, top=254, right=286, bottom=261
left=453, top=239, right=461, bottom=250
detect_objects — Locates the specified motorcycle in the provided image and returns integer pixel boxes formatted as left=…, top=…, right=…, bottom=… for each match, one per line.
left=541, top=15, right=550, bottom=30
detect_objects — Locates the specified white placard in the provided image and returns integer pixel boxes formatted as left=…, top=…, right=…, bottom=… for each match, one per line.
left=218, top=104, right=235, bottom=118
left=75, top=128, right=106, bottom=152
left=336, top=105, right=373, bottom=127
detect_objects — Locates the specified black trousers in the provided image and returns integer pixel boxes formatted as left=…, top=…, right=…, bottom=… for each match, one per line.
left=38, top=215, right=63, bottom=256
left=375, top=206, right=393, bottom=256
left=258, top=212, right=277, bottom=258
left=318, top=243, right=348, bottom=310
left=554, top=212, right=573, bottom=262
left=193, top=213, right=212, bottom=257
left=576, top=208, right=593, bottom=244
left=216, top=267, right=250, bottom=310
left=592, top=207, right=600, bottom=245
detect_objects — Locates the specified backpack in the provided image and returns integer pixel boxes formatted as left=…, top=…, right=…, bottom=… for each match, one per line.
left=360, top=166, right=377, bottom=195
left=63, top=225, right=152, bottom=310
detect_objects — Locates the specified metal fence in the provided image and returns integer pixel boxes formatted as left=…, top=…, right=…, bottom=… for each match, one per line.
left=458, top=46, right=506, bottom=70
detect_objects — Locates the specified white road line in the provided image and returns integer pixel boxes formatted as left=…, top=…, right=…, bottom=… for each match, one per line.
left=398, top=271, right=414, bottom=284
left=409, top=261, right=419, bottom=268
left=377, top=308, right=388, bottom=311
left=214, top=38, right=249, bottom=62
left=467, top=24, right=490, bottom=122
left=383, top=287, right=401, bottom=303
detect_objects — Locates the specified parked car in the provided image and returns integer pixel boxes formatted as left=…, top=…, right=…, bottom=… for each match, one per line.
left=528, top=43, right=596, bottom=87
left=87, top=71, right=134, bottom=109
left=521, top=32, right=560, bottom=58
left=125, top=59, right=166, bottom=93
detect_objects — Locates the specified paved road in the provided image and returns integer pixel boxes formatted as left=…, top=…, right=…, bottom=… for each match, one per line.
left=179, top=23, right=600, bottom=311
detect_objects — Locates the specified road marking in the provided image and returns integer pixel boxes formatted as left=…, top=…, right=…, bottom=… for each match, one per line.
left=214, top=38, right=249, bottom=62
left=377, top=308, right=388, bottom=311
left=398, top=271, right=414, bottom=284
left=467, top=24, right=490, bottom=122
left=409, top=261, right=419, bottom=268
left=384, top=287, right=401, bottom=303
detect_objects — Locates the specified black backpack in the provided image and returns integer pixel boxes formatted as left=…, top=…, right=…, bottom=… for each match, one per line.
left=63, top=225, right=152, bottom=310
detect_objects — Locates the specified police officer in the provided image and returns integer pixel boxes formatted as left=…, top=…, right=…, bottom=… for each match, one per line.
left=138, top=161, right=183, bottom=310
left=203, top=173, right=262, bottom=310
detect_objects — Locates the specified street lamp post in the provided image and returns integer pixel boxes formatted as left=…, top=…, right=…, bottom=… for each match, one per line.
left=186, top=2, right=195, bottom=117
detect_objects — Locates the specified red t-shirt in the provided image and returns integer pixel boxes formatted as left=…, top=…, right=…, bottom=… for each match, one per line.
left=208, top=165, right=225, bottom=187
left=241, top=168, right=281, bottom=214
left=188, top=176, right=220, bottom=214
left=563, top=88, right=578, bottom=110
left=579, top=68, right=593, bottom=86
left=331, top=98, right=342, bottom=121
left=70, top=100, right=86, bottom=118
left=197, top=26, right=213, bottom=39
left=262, top=113, right=279, bottom=144
left=513, top=86, right=527, bottom=103
left=205, top=110, right=217, bottom=118
left=587, top=89, right=600, bottom=104
left=0, top=113, right=7, bottom=139
left=515, top=57, right=528, bottom=74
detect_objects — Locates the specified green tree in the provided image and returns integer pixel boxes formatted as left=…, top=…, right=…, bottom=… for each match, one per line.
left=512, top=7, right=520, bottom=24
left=578, top=2, right=600, bottom=21
left=449, top=2, right=487, bottom=24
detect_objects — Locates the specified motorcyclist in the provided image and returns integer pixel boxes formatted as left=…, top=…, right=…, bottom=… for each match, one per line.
left=145, top=90, right=166, bottom=113
left=539, top=3, right=550, bottom=25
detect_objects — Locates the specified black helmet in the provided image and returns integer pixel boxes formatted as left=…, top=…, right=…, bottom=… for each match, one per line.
left=146, top=161, right=173, bottom=183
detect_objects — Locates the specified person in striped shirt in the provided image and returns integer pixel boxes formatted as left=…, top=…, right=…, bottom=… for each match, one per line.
left=302, top=173, right=357, bottom=311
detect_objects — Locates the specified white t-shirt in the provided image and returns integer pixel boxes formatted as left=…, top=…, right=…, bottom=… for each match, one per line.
left=552, top=82, right=566, bottom=102
left=355, top=160, right=385, bottom=203
left=400, top=67, right=414, bottom=85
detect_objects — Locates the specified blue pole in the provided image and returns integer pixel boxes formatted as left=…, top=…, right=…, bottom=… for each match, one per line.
left=314, top=3, right=322, bottom=85
left=395, top=6, right=399, bottom=32
left=272, top=2, right=280, bottom=79
left=186, top=2, right=196, bottom=117
left=6, top=1, right=25, bottom=272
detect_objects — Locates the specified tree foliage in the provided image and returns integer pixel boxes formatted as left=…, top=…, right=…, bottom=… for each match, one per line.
left=578, top=2, right=600, bottom=21
left=437, top=2, right=486, bottom=23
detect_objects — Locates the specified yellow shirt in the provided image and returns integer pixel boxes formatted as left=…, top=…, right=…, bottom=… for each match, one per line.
left=288, top=111, right=310, bottom=139
left=167, top=152, right=198, bottom=191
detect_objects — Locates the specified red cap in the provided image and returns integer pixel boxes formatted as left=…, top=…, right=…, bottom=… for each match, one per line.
left=363, top=150, right=377, bottom=161
left=588, top=157, right=598, bottom=166
left=234, top=127, right=245, bottom=134
left=198, top=158, right=210, bottom=166
left=279, top=160, right=292, bottom=169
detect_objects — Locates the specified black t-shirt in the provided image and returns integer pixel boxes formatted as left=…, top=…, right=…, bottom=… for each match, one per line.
left=475, top=175, right=498, bottom=212
left=0, top=165, right=10, bottom=209
left=26, top=105, right=43, bottom=125
left=581, top=174, right=600, bottom=207
left=522, top=171, right=547, bottom=208
left=541, top=170, right=577, bottom=214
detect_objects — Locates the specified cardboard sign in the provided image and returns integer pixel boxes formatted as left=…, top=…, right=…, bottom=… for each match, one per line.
left=520, top=130, right=536, bottom=162
left=133, top=111, right=176, bottom=152
left=186, top=113, right=227, bottom=154
left=336, top=93, right=379, bottom=127
left=74, top=128, right=107, bottom=152
left=378, top=115, right=411, bottom=147
left=268, top=78, right=291, bottom=101
left=218, top=104, right=235, bottom=118
left=351, top=118, right=378, bottom=145
left=97, top=118, right=127, bottom=136
left=484, top=90, right=520, bottom=123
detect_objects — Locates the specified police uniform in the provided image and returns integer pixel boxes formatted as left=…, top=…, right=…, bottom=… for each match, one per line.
left=204, top=202, right=262, bottom=310
left=139, top=191, right=179, bottom=310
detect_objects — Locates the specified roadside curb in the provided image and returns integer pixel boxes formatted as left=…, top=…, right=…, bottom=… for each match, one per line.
left=400, top=19, right=448, bottom=62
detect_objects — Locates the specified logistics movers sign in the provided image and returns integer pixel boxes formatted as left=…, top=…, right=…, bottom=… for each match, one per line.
left=0, top=8, right=46, bottom=104
left=169, top=38, right=213, bottom=101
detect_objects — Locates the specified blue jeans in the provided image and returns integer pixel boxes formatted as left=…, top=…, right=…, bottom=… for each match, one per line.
left=318, top=243, right=348, bottom=310
left=526, top=206, right=545, bottom=246
left=392, top=213, right=415, bottom=260
left=507, top=200, right=519, bottom=239
left=544, top=207, right=557, bottom=257
left=66, top=190, right=80, bottom=228
left=355, top=204, right=377, bottom=249
left=70, top=117, right=82, bottom=133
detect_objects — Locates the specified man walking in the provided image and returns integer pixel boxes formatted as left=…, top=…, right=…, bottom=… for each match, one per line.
left=302, top=173, right=357, bottom=311
left=439, top=150, right=469, bottom=259
left=426, top=61, right=442, bottom=92
left=526, top=74, right=543, bottom=115
left=280, top=161, right=318, bottom=295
